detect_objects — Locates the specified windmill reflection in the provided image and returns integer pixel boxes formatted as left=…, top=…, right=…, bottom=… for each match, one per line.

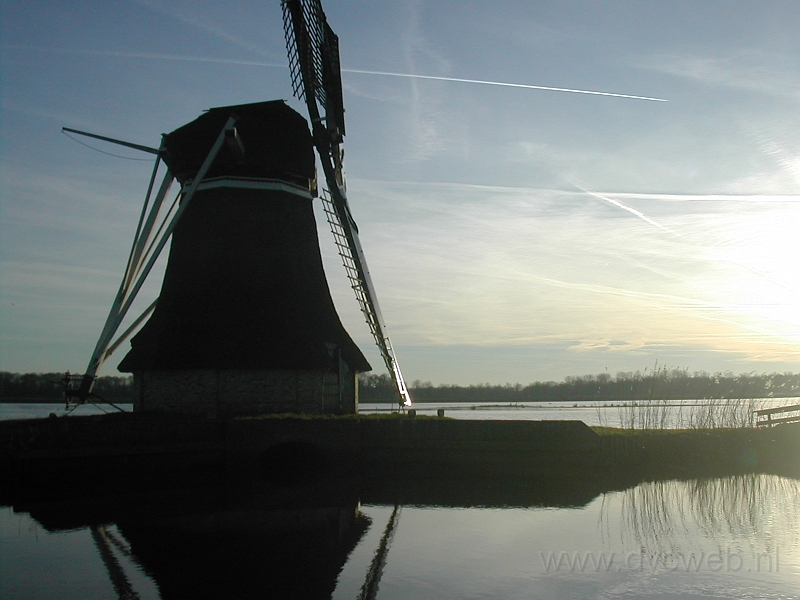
left=359, top=504, right=402, bottom=600
left=113, top=503, right=370, bottom=599
left=11, top=466, right=621, bottom=600
left=90, top=525, right=141, bottom=600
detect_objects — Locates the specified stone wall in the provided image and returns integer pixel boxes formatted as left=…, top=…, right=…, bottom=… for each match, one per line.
left=133, top=368, right=359, bottom=417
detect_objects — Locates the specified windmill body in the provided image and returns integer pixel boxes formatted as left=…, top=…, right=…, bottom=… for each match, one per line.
left=118, top=100, right=370, bottom=417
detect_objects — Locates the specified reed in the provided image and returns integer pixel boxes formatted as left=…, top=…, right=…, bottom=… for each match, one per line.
left=610, top=396, right=767, bottom=430
left=600, top=362, right=768, bottom=430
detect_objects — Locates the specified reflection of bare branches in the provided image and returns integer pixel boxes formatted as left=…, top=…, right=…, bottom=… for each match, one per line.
left=602, top=475, right=800, bottom=555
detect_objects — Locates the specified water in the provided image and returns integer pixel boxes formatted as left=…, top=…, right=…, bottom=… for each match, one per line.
left=2, top=398, right=796, bottom=428
left=342, top=479, right=799, bottom=599
left=1, top=474, right=798, bottom=599
left=2, top=402, right=798, bottom=598
left=0, top=403, right=134, bottom=421
left=360, top=398, right=796, bottom=428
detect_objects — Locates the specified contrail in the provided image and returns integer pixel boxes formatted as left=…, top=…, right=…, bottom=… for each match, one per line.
left=7, top=46, right=666, bottom=102
left=574, top=186, right=799, bottom=291
left=576, top=185, right=681, bottom=236
left=343, top=69, right=668, bottom=102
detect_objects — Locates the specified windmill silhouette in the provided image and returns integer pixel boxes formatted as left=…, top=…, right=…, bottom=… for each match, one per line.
left=67, top=0, right=411, bottom=414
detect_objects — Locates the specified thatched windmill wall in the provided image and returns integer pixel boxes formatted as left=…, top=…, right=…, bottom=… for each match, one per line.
left=118, top=101, right=370, bottom=417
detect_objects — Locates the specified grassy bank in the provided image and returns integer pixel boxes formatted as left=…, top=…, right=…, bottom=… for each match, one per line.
left=592, top=423, right=800, bottom=479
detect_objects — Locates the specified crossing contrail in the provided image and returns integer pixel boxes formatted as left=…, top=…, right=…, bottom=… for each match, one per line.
left=576, top=185, right=681, bottom=236
left=343, top=69, right=668, bottom=102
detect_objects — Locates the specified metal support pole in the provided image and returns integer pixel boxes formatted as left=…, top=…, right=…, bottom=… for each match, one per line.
left=124, top=162, right=173, bottom=290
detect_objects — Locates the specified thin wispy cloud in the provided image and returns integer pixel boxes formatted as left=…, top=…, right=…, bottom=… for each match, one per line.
left=4, top=45, right=284, bottom=68
left=608, top=192, right=800, bottom=203
left=333, top=179, right=800, bottom=361
left=747, top=127, right=800, bottom=188
left=130, top=0, right=276, bottom=59
left=399, top=0, right=453, bottom=161
left=634, top=50, right=800, bottom=98
left=563, top=188, right=798, bottom=295
left=574, top=185, right=682, bottom=237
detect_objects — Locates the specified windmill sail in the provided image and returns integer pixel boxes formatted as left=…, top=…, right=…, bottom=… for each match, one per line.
left=282, top=0, right=412, bottom=407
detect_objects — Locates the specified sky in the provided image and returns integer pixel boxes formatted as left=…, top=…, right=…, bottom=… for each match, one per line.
left=1, top=0, right=799, bottom=385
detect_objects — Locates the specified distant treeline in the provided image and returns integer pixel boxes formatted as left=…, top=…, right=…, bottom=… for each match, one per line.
left=359, top=369, right=800, bottom=403
left=0, top=372, right=133, bottom=402
left=3, top=369, right=800, bottom=404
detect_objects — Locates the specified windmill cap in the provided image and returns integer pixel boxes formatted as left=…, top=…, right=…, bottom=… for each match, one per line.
left=162, top=100, right=315, bottom=186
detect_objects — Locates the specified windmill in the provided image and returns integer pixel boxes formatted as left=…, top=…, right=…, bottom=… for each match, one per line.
left=65, top=0, right=411, bottom=413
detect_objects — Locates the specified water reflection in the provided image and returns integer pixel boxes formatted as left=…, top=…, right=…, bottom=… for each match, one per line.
left=605, top=474, right=800, bottom=557
left=358, top=504, right=401, bottom=600
left=91, top=525, right=142, bottom=600
left=5, top=472, right=800, bottom=599
left=116, top=503, right=370, bottom=599
left=7, top=475, right=612, bottom=599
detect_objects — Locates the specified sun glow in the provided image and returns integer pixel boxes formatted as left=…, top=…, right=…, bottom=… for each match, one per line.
left=686, top=198, right=800, bottom=347
left=342, top=182, right=800, bottom=366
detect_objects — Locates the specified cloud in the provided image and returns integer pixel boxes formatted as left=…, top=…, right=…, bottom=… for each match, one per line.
left=634, top=50, right=800, bottom=99
left=396, top=0, right=457, bottom=162
left=330, top=179, right=800, bottom=364
left=572, top=185, right=681, bottom=237
left=3, top=45, right=286, bottom=69
left=130, top=0, right=278, bottom=59
left=1, top=98, right=105, bottom=131
left=743, top=125, right=800, bottom=192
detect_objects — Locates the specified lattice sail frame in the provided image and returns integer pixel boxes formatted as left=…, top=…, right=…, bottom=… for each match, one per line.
left=282, top=0, right=412, bottom=408
left=282, top=0, right=345, bottom=141
left=320, top=190, right=411, bottom=406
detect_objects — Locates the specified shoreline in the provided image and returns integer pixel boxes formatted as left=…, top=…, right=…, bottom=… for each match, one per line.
left=1, top=413, right=798, bottom=507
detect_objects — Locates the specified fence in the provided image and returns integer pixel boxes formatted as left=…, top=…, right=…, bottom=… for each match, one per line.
left=755, top=404, right=800, bottom=427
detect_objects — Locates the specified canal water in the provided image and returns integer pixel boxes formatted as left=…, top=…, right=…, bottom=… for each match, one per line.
left=2, top=403, right=798, bottom=598
left=1, top=473, right=798, bottom=599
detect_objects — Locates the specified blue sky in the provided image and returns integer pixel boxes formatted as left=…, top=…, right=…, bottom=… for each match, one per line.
left=1, top=0, right=799, bottom=384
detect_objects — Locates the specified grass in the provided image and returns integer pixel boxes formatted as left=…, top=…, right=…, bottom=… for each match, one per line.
left=591, top=421, right=800, bottom=479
